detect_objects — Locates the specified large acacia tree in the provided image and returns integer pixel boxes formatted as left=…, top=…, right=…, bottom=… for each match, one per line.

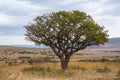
left=25, top=10, right=108, bottom=70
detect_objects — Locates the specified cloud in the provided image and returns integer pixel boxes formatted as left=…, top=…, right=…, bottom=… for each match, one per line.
left=0, top=0, right=49, bottom=26
left=0, top=35, right=34, bottom=45
left=0, top=13, right=33, bottom=26
left=0, top=0, right=48, bottom=12
left=0, top=26, right=25, bottom=35
left=0, top=32, right=2, bottom=34
left=55, top=0, right=80, bottom=6
left=0, top=0, right=120, bottom=45
left=0, top=13, right=13, bottom=25
left=94, top=15, right=120, bottom=37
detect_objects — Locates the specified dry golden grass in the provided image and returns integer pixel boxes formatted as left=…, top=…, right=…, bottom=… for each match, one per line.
left=21, top=62, right=120, bottom=80
left=69, top=62, right=120, bottom=69
left=0, top=61, right=120, bottom=80
left=0, top=46, right=120, bottom=80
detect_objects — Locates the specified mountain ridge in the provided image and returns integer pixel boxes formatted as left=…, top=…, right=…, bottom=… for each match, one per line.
left=87, top=37, right=120, bottom=51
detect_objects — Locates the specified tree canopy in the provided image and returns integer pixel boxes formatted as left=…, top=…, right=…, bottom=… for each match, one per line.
left=25, top=10, right=108, bottom=70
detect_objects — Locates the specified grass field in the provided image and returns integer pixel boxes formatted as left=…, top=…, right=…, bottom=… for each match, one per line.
left=0, top=46, right=120, bottom=80
left=0, top=62, right=120, bottom=80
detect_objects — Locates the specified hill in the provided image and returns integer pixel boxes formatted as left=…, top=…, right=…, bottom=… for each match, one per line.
left=87, top=37, right=120, bottom=51
left=108, top=37, right=120, bottom=47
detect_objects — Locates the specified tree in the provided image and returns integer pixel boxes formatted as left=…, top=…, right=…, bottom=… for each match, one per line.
left=25, top=10, right=108, bottom=70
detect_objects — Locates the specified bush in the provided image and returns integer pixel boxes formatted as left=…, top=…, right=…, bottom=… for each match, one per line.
left=95, top=67, right=111, bottom=73
left=18, top=56, right=31, bottom=60
left=28, top=56, right=51, bottom=64
left=19, top=51, right=33, bottom=54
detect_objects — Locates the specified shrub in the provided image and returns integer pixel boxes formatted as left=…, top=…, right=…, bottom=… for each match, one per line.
left=18, top=56, right=31, bottom=60
left=95, top=67, right=111, bottom=73
left=28, top=56, right=51, bottom=64
left=19, top=51, right=33, bottom=54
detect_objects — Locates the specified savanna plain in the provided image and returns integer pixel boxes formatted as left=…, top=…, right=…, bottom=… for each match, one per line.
left=0, top=46, right=120, bottom=80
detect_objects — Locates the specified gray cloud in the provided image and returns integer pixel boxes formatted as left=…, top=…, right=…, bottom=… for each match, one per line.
left=0, top=0, right=120, bottom=45
left=0, top=0, right=50, bottom=26
left=0, top=26, right=25, bottom=35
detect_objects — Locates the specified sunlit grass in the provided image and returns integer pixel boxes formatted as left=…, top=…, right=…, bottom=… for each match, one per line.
left=0, top=61, right=120, bottom=80
left=22, top=61, right=120, bottom=80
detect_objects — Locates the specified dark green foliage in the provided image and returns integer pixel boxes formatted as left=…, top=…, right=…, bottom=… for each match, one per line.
left=28, top=56, right=51, bottom=64
left=19, top=51, right=33, bottom=54
left=18, top=56, right=31, bottom=59
left=25, top=10, right=108, bottom=70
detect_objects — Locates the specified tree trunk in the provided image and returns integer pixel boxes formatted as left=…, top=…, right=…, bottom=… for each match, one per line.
left=61, top=57, right=70, bottom=70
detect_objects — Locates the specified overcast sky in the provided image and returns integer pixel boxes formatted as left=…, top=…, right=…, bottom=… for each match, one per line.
left=0, top=0, right=120, bottom=45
